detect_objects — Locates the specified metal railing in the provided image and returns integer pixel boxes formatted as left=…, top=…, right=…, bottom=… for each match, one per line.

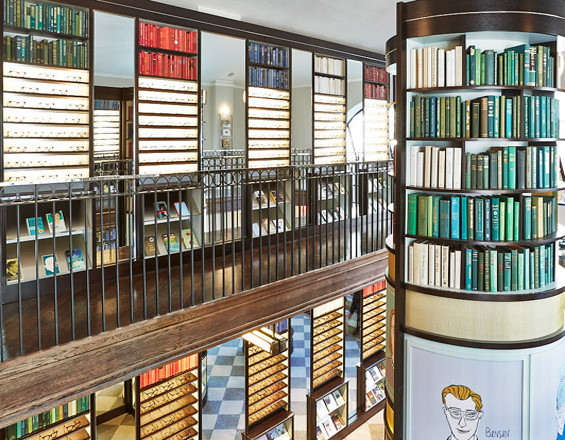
left=0, top=161, right=393, bottom=362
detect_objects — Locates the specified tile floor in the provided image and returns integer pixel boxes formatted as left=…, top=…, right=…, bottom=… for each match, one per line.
left=95, top=301, right=385, bottom=439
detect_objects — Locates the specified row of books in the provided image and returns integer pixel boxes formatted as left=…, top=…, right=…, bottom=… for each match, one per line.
left=409, top=94, right=560, bottom=139
left=256, top=423, right=291, bottom=440
left=5, top=396, right=90, bottom=439
left=138, top=50, right=198, bottom=80
left=318, top=207, right=346, bottom=224
left=364, top=83, right=387, bottom=100
left=94, top=99, right=119, bottom=110
left=314, top=56, right=345, bottom=76
left=465, top=146, right=558, bottom=190
left=408, top=241, right=555, bottom=292
left=145, top=229, right=200, bottom=254
left=3, top=35, right=88, bottom=68
left=154, top=201, right=192, bottom=220
left=318, top=182, right=346, bottom=200
left=467, top=44, right=554, bottom=87
left=316, top=412, right=345, bottom=440
left=138, top=21, right=197, bottom=54
left=253, top=190, right=286, bottom=208
left=252, top=218, right=289, bottom=236
left=248, top=42, right=289, bottom=68
left=96, top=228, right=117, bottom=243
left=364, top=65, right=386, bottom=83
left=3, top=0, right=88, bottom=37
left=407, top=194, right=557, bottom=241
left=408, top=146, right=462, bottom=189
left=315, top=76, right=345, bottom=95
left=409, top=45, right=464, bottom=89
left=24, top=211, right=67, bottom=236
left=248, top=67, right=289, bottom=90
left=139, top=355, right=198, bottom=389
left=366, top=382, right=385, bottom=409
left=317, top=390, right=346, bottom=419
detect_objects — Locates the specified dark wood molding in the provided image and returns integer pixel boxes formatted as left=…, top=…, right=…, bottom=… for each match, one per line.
left=47, top=0, right=384, bottom=64
left=0, top=250, right=387, bottom=429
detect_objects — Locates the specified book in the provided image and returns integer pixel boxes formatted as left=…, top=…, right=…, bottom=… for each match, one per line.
left=181, top=229, right=199, bottom=248
left=271, top=219, right=286, bottom=233
left=65, top=249, right=85, bottom=271
left=332, top=390, right=345, bottom=406
left=45, top=211, right=67, bottom=234
left=155, top=202, right=169, bottom=219
left=323, top=394, right=338, bottom=412
left=173, top=201, right=190, bottom=217
left=331, top=414, right=343, bottom=431
left=269, top=190, right=285, bottom=204
left=145, top=236, right=156, bottom=255
left=42, top=254, right=60, bottom=276
left=26, top=217, right=45, bottom=236
left=6, top=258, right=20, bottom=282
left=162, top=233, right=180, bottom=252
left=254, top=190, right=269, bottom=207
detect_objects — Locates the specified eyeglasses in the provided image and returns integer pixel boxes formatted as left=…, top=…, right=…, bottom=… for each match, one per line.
left=445, top=407, right=481, bottom=421
left=5, top=145, right=87, bottom=153
left=40, top=430, right=58, bottom=440
left=65, top=420, right=82, bottom=432
left=5, top=99, right=87, bottom=110
left=5, top=130, right=89, bottom=138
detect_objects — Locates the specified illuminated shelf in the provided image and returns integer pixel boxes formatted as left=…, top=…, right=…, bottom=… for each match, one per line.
left=364, top=98, right=389, bottom=162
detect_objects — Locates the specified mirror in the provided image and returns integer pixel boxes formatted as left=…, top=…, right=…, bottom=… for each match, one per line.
left=201, top=32, right=245, bottom=168
left=346, top=60, right=363, bottom=162
left=93, top=11, right=135, bottom=175
left=291, top=49, right=313, bottom=165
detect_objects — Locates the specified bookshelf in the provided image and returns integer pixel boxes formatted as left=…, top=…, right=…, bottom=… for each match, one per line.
left=306, top=378, right=348, bottom=440
left=313, top=54, right=346, bottom=165
left=363, top=63, right=389, bottom=162
left=136, top=354, right=200, bottom=440
left=136, top=19, right=200, bottom=175
left=244, top=322, right=292, bottom=438
left=3, top=395, right=92, bottom=440
left=393, top=2, right=565, bottom=438
left=2, top=0, right=91, bottom=183
left=246, top=41, right=291, bottom=169
left=356, top=351, right=386, bottom=413
left=250, top=180, right=293, bottom=238
left=310, top=298, right=345, bottom=391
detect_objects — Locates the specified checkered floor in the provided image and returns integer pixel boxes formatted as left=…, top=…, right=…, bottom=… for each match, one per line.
left=95, top=296, right=384, bottom=439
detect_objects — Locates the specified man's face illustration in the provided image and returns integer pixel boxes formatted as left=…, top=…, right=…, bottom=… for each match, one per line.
left=443, top=393, right=482, bottom=440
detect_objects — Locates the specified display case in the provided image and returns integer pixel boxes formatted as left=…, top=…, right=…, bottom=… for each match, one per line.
left=313, top=55, right=346, bottom=165
left=250, top=180, right=293, bottom=238
left=306, top=378, right=348, bottom=440
left=310, top=298, right=345, bottom=391
left=313, top=175, right=349, bottom=226
left=136, top=19, right=200, bottom=175
left=135, top=354, right=200, bottom=440
left=363, top=63, right=389, bottom=161
left=242, top=410, right=293, bottom=440
left=3, top=395, right=92, bottom=440
left=2, top=0, right=91, bottom=183
left=356, top=351, right=386, bottom=413
left=246, top=41, right=291, bottom=169
left=244, top=322, right=291, bottom=432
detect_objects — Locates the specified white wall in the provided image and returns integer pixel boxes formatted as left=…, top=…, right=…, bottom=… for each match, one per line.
left=291, top=85, right=312, bottom=150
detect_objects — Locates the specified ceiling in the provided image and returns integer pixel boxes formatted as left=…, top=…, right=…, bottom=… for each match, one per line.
left=150, top=0, right=397, bottom=54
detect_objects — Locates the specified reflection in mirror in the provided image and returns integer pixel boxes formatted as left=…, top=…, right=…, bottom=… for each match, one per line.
left=291, top=49, right=313, bottom=165
left=346, top=60, right=363, bottom=162
left=201, top=32, right=245, bottom=170
left=93, top=11, right=135, bottom=176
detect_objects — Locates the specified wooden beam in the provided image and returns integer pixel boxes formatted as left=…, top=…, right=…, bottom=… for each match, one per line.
left=0, top=250, right=387, bottom=428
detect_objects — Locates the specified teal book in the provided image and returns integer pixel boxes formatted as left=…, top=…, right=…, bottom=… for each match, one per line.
left=431, top=196, right=440, bottom=237
left=505, top=98, right=513, bottom=138
left=500, top=200, right=506, bottom=242
left=439, top=200, right=450, bottom=238
left=427, top=195, right=433, bottom=237
left=456, top=96, right=461, bottom=137
left=508, top=146, right=516, bottom=189
left=468, top=46, right=476, bottom=85
left=543, top=146, right=551, bottom=188
left=513, top=201, right=520, bottom=241
left=503, top=251, right=512, bottom=291
left=478, top=251, right=485, bottom=291
left=465, top=249, right=473, bottom=290
left=511, top=248, right=518, bottom=290
left=417, top=195, right=428, bottom=236
left=490, top=249, right=498, bottom=292
left=540, top=95, right=547, bottom=138
left=472, top=249, right=479, bottom=290
left=529, top=95, right=536, bottom=139
left=468, top=197, right=475, bottom=239
left=491, top=198, right=500, bottom=241
left=534, top=246, right=540, bottom=288
left=475, top=198, right=484, bottom=241
left=408, top=194, right=418, bottom=235
left=497, top=251, right=504, bottom=291
left=451, top=196, right=460, bottom=240
left=506, top=198, right=514, bottom=241
left=461, top=196, right=468, bottom=240
left=471, top=154, right=478, bottom=189
left=524, top=96, right=530, bottom=138
left=532, top=199, right=538, bottom=239
left=524, top=248, right=530, bottom=289
left=502, top=147, right=509, bottom=189
left=489, top=152, right=497, bottom=189
left=485, top=50, right=495, bottom=85
left=483, top=154, right=490, bottom=188
left=524, top=196, right=532, bottom=240
left=484, top=198, right=491, bottom=240
left=465, top=153, right=472, bottom=188
left=487, top=96, right=495, bottom=137
left=518, top=252, right=524, bottom=290
left=535, top=96, right=541, bottom=138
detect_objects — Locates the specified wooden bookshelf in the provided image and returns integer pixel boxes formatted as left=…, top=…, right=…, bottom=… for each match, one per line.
left=2, top=0, right=91, bottom=183
left=356, top=351, right=386, bottom=413
left=312, top=54, right=346, bottom=165
left=306, top=377, right=348, bottom=440
left=136, top=19, right=200, bottom=175
left=246, top=40, right=291, bottom=169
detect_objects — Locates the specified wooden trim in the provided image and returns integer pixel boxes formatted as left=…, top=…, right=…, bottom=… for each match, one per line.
left=0, top=250, right=387, bottom=429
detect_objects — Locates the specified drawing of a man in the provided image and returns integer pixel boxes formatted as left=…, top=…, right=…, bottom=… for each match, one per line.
left=442, top=385, right=483, bottom=440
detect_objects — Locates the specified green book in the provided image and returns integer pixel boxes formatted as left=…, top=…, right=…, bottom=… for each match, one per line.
left=440, top=97, right=446, bottom=138
left=478, top=251, right=485, bottom=291
left=508, top=146, right=516, bottom=189
left=450, top=96, right=457, bottom=138
left=503, top=251, right=512, bottom=291
left=427, top=195, right=433, bottom=237
left=490, top=249, right=498, bottom=292
left=465, top=153, right=472, bottom=189
left=497, top=250, right=504, bottom=292
left=482, top=154, right=489, bottom=189
left=493, top=95, right=500, bottom=138
left=407, top=194, right=418, bottom=235
left=467, top=197, right=475, bottom=240
left=477, top=155, right=484, bottom=189
left=472, top=249, right=479, bottom=290
left=471, top=154, right=478, bottom=189
left=506, top=198, right=514, bottom=241
left=503, top=147, right=509, bottom=189
left=513, top=200, right=520, bottom=241
left=475, top=199, right=484, bottom=241
left=524, top=248, right=531, bottom=289
left=491, top=198, right=500, bottom=241
left=431, top=196, right=440, bottom=237
left=471, top=100, right=480, bottom=138
left=500, top=96, right=506, bottom=138
left=439, top=199, right=451, bottom=238
left=511, top=248, right=518, bottom=290
left=518, top=252, right=524, bottom=290
left=417, top=195, right=428, bottom=236
left=445, top=97, right=451, bottom=138
left=456, top=96, right=461, bottom=137
left=500, top=201, right=506, bottom=241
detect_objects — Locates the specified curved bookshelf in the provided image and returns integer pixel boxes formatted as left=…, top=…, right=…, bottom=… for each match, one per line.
left=405, top=184, right=565, bottom=194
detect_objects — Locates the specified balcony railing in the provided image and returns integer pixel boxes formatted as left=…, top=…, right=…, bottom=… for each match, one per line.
left=0, top=161, right=393, bottom=362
